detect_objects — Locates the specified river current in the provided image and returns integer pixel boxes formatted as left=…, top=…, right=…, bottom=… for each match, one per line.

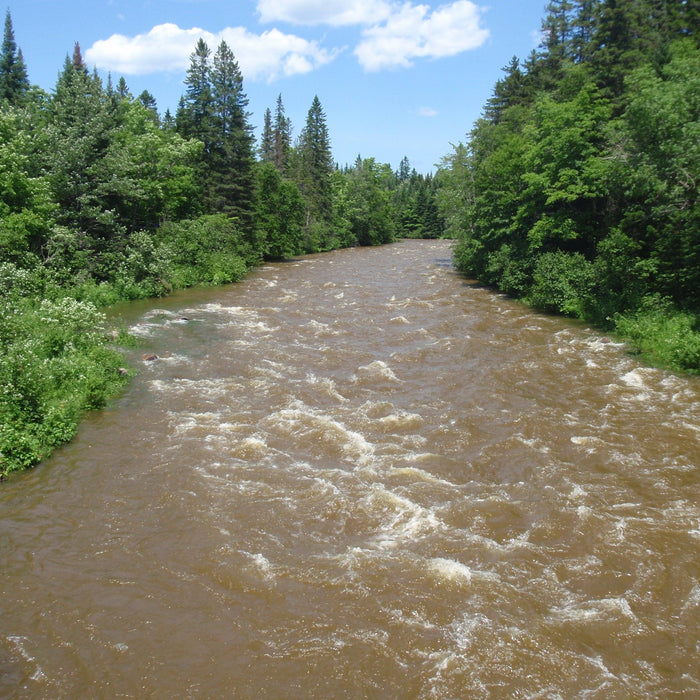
left=1, top=240, right=699, bottom=698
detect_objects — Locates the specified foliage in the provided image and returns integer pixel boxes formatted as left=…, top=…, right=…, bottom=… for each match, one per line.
left=254, top=162, right=305, bottom=260
left=158, top=215, right=249, bottom=287
left=438, top=0, right=700, bottom=372
left=614, top=297, right=700, bottom=375
left=293, top=95, right=334, bottom=237
left=0, top=265, right=128, bottom=477
left=0, top=11, right=438, bottom=474
left=342, top=158, right=396, bottom=246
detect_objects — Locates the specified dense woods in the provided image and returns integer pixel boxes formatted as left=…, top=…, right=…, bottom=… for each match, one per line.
left=438, top=0, right=699, bottom=374
left=0, top=13, right=442, bottom=476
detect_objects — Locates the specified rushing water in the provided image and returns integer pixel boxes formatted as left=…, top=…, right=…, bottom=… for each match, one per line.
left=1, top=240, right=699, bottom=698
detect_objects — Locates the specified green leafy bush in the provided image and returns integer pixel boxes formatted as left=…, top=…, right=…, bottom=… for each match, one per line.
left=160, top=215, right=250, bottom=288
left=614, top=296, right=700, bottom=374
left=529, top=251, right=595, bottom=317
left=0, top=271, right=128, bottom=477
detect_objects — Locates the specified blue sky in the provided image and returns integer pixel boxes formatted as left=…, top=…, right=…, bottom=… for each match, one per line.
left=9, top=0, right=548, bottom=173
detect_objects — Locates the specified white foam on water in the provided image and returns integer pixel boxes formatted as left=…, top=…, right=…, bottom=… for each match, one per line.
left=390, top=315, right=410, bottom=324
left=129, top=323, right=158, bottom=337
left=425, top=558, right=473, bottom=585
left=361, top=485, right=442, bottom=549
left=304, top=319, right=335, bottom=336
left=198, top=303, right=252, bottom=316
left=447, top=612, right=493, bottom=651
left=306, top=374, right=347, bottom=402
left=515, top=434, right=551, bottom=454
left=151, top=377, right=244, bottom=400
left=681, top=584, right=700, bottom=612
left=242, top=551, right=275, bottom=581
left=266, top=400, right=375, bottom=467
left=389, top=466, right=456, bottom=488
left=356, top=360, right=401, bottom=383
left=550, top=596, right=640, bottom=627
left=233, top=436, right=269, bottom=459
left=6, top=635, right=47, bottom=683
left=377, top=411, right=423, bottom=432
left=170, top=411, right=224, bottom=435
left=568, top=483, right=588, bottom=501
left=157, top=353, right=190, bottom=366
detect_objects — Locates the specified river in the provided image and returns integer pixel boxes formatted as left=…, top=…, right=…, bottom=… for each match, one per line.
left=1, top=239, right=698, bottom=698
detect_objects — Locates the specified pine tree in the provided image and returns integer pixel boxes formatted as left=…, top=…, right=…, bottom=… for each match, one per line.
left=484, top=56, right=527, bottom=124
left=398, top=156, right=411, bottom=182
left=0, top=10, right=29, bottom=105
left=273, top=93, right=292, bottom=172
left=571, top=0, right=598, bottom=63
left=296, top=95, right=333, bottom=226
left=46, top=43, right=124, bottom=270
left=209, top=40, right=256, bottom=229
left=116, top=76, right=129, bottom=98
left=259, top=107, right=274, bottom=163
left=539, top=0, right=577, bottom=84
left=138, top=90, right=159, bottom=121
left=177, top=38, right=213, bottom=145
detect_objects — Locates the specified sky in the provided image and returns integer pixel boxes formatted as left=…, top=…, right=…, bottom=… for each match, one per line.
left=8, top=0, right=549, bottom=173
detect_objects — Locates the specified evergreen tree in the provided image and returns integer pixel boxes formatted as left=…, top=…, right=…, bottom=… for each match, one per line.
left=0, top=10, right=29, bottom=105
left=209, top=40, right=256, bottom=229
left=273, top=93, right=292, bottom=172
left=177, top=38, right=213, bottom=145
left=295, top=95, right=333, bottom=228
left=484, top=56, right=527, bottom=124
left=138, top=90, right=159, bottom=120
left=397, top=156, right=411, bottom=182
left=571, top=0, right=598, bottom=62
left=45, top=44, right=123, bottom=278
left=116, top=76, right=130, bottom=98
left=259, top=107, right=274, bottom=163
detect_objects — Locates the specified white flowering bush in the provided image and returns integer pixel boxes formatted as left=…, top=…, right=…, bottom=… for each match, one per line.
left=0, top=265, right=128, bottom=477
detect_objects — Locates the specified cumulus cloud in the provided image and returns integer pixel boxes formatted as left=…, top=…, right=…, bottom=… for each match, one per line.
left=355, top=1, right=489, bottom=71
left=257, top=0, right=393, bottom=26
left=85, top=23, right=337, bottom=81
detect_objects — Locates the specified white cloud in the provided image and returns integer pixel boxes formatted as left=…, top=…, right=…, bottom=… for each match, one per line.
left=418, top=106, right=438, bottom=117
left=85, top=23, right=337, bottom=81
left=355, top=1, right=489, bottom=71
left=257, top=0, right=393, bottom=26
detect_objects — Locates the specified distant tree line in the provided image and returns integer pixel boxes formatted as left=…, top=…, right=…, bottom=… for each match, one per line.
left=438, top=0, right=699, bottom=374
left=0, top=10, right=444, bottom=476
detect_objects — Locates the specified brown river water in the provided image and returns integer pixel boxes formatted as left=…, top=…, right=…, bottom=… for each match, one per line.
left=1, top=239, right=699, bottom=698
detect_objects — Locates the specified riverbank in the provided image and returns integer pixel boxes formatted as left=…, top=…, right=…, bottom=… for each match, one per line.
left=3, top=239, right=698, bottom=479
left=2, top=239, right=697, bottom=696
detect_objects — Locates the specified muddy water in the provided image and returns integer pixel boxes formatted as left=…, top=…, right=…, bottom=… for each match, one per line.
left=1, top=239, right=699, bottom=698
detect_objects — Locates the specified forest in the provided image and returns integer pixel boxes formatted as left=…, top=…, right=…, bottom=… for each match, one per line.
left=0, top=13, right=442, bottom=476
left=437, top=0, right=699, bottom=375
left=2, top=0, right=699, bottom=477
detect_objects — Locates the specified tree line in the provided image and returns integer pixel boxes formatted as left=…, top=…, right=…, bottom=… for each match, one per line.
left=0, top=11, right=443, bottom=476
left=438, top=0, right=699, bottom=374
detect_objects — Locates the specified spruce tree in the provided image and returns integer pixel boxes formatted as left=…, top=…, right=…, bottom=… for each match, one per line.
left=273, top=93, right=292, bottom=172
left=296, top=95, right=333, bottom=226
left=0, top=10, right=29, bottom=105
left=259, top=107, right=274, bottom=163
left=177, top=38, right=213, bottom=145
left=209, top=40, right=256, bottom=229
